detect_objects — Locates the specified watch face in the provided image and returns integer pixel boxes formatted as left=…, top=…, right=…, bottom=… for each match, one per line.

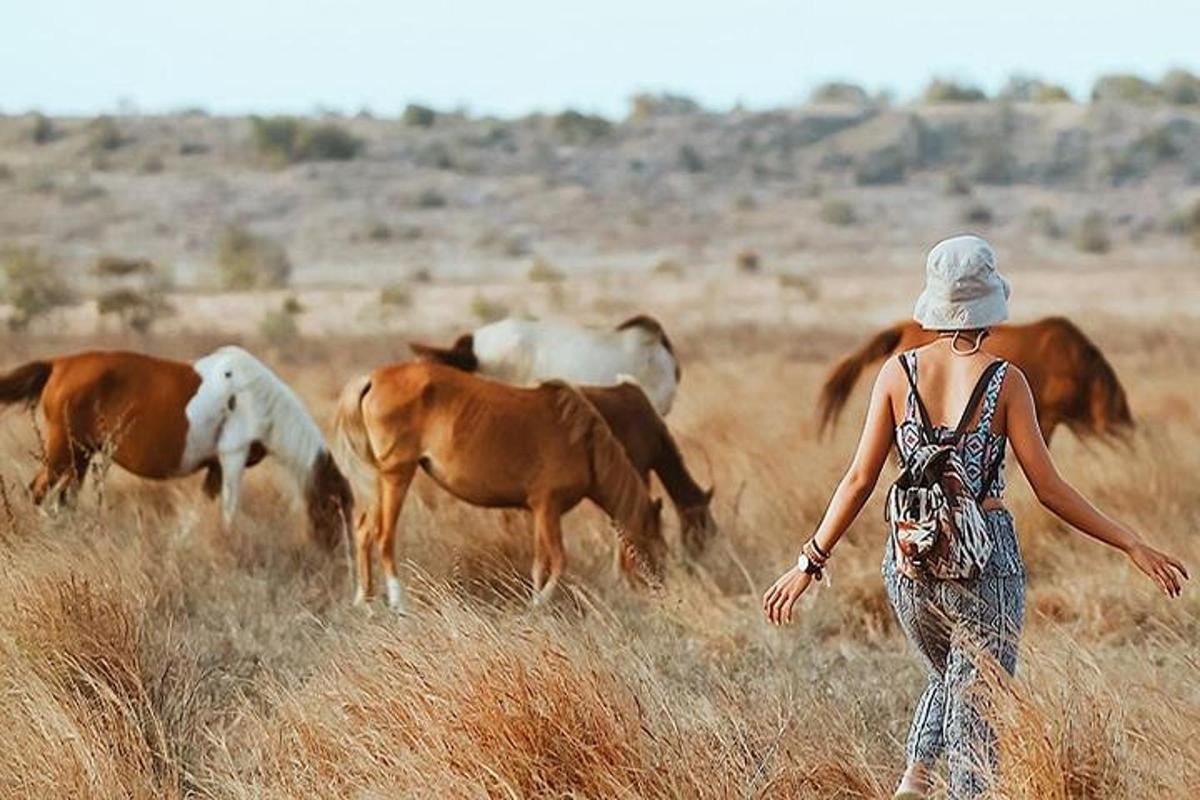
left=797, top=554, right=812, bottom=573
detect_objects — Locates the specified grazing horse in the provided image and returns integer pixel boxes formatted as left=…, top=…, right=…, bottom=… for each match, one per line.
left=333, top=361, right=665, bottom=610
left=409, top=314, right=682, bottom=415
left=817, top=316, right=1134, bottom=443
left=580, top=381, right=717, bottom=558
left=0, top=346, right=353, bottom=548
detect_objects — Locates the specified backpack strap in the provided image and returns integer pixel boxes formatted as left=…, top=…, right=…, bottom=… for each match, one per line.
left=951, top=360, right=1005, bottom=440
left=897, top=353, right=934, bottom=441
left=975, top=362, right=1010, bottom=501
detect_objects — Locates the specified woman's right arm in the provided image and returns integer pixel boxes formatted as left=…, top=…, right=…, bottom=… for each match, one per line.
left=1005, top=367, right=1188, bottom=597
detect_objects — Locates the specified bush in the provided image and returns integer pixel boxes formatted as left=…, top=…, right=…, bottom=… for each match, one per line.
left=86, top=116, right=126, bottom=152
left=216, top=225, right=292, bottom=289
left=414, top=188, right=447, bottom=209
left=552, top=111, right=612, bottom=144
left=402, top=104, right=437, bottom=127
left=651, top=258, right=683, bottom=277
left=677, top=144, right=705, bottom=173
left=1091, top=74, right=1159, bottom=104
left=250, top=116, right=363, bottom=164
left=944, top=173, right=972, bottom=196
left=963, top=203, right=994, bottom=225
left=379, top=283, right=412, bottom=308
left=627, top=93, right=701, bottom=122
left=923, top=79, right=987, bottom=103
left=259, top=303, right=300, bottom=348
left=1027, top=206, right=1063, bottom=239
left=1166, top=199, right=1200, bottom=247
left=735, top=250, right=760, bottom=274
left=819, top=199, right=856, bottom=226
left=999, top=76, right=1072, bottom=103
left=854, top=145, right=907, bottom=185
left=469, top=294, right=509, bottom=323
left=1160, top=69, right=1200, bottom=105
left=363, top=219, right=393, bottom=242
left=1073, top=211, right=1112, bottom=253
left=96, top=288, right=173, bottom=334
left=0, top=247, right=76, bottom=331
left=527, top=258, right=564, bottom=283
left=30, top=113, right=56, bottom=144
left=809, top=81, right=869, bottom=105
left=93, top=256, right=157, bottom=278
left=778, top=273, right=820, bottom=300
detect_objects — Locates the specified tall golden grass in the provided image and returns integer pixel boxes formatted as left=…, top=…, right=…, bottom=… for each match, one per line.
left=0, top=319, right=1197, bottom=798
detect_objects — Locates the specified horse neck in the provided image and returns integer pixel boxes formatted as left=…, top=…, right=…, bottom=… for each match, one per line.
left=250, top=374, right=325, bottom=482
left=648, top=427, right=706, bottom=511
left=584, top=418, right=652, bottom=537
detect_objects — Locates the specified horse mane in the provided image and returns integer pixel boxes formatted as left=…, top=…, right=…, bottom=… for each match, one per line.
left=1044, top=317, right=1134, bottom=434
left=210, top=346, right=327, bottom=479
left=544, top=380, right=653, bottom=539
left=615, top=314, right=681, bottom=382
left=817, top=321, right=909, bottom=435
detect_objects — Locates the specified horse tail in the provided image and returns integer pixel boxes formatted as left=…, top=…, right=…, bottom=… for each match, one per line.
left=333, top=373, right=379, bottom=506
left=817, top=322, right=907, bottom=435
left=0, top=360, right=52, bottom=409
left=409, top=333, right=478, bottom=372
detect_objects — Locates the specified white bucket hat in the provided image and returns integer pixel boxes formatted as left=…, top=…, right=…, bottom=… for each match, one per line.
left=913, top=234, right=1010, bottom=330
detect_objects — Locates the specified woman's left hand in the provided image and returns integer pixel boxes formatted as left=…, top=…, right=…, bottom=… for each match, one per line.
left=762, top=566, right=815, bottom=625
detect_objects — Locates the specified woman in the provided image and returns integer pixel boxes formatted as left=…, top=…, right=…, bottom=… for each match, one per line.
left=761, top=235, right=1188, bottom=798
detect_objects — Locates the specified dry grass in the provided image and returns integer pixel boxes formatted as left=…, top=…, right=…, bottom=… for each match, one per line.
left=1, top=309, right=1199, bottom=798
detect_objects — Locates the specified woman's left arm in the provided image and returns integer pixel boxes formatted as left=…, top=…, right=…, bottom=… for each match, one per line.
left=763, top=361, right=899, bottom=625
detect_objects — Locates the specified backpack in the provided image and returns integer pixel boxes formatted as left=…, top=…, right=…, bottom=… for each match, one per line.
left=886, top=357, right=1005, bottom=581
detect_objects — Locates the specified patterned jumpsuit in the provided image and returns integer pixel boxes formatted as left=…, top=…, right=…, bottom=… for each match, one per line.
left=883, top=351, right=1026, bottom=798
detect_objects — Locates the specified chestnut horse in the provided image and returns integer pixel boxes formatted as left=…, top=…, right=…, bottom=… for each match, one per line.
left=818, top=316, right=1133, bottom=443
left=334, top=361, right=665, bottom=610
left=0, top=346, right=353, bottom=548
left=580, top=381, right=717, bottom=558
left=409, top=314, right=682, bottom=415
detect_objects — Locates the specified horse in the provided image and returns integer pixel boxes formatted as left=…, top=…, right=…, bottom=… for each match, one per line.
left=409, top=314, right=682, bottom=415
left=0, top=346, right=353, bottom=548
left=333, top=360, right=666, bottom=610
left=817, top=316, right=1134, bottom=443
left=579, top=381, right=717, bottom=559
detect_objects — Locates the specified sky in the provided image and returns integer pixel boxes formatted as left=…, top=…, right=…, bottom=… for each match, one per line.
left=4, top=1, right=1199, bottom=117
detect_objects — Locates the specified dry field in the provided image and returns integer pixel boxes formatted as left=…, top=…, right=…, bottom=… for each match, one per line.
left=0, top=262, right=1199, bottom=799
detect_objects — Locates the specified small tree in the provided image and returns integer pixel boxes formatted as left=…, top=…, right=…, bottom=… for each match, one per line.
left=216, top=225, right=292, bottom=289
left=923, top=79, right=987, bottom=103
left=1160, top=69, right=1200, bottom=105
left=31, top=113, right=56, bottom=144
left=809, top=81, right=869, bottom=105
left=0, top=247, right=76, bottom=331
left=1091, top=74, right=1159, bottom=104
left=403, top=103, right=437, bottom=127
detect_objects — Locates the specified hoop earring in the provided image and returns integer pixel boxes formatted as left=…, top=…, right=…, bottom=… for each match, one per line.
left=950, top=331, right=983, bottom=356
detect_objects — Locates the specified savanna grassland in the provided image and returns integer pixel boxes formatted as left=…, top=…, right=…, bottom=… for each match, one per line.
left=1, top=96, right=1200, bottom=798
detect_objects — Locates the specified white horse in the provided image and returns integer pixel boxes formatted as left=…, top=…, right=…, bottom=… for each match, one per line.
left=0, top=345, right=353, bottom=549
left=410, top=315, right=682, bottom=415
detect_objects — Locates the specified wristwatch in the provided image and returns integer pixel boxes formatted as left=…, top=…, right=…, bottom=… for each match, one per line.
left=796, top=553, right=823, bottom=576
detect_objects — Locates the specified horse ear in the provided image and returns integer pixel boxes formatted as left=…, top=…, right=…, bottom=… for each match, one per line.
left=652, top=498, right=663, bottom=514
left=705, top=486, right=715, bottom=502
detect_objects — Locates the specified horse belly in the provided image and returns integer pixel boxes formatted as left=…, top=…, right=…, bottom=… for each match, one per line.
left=419, top=458, right=527, bottom=509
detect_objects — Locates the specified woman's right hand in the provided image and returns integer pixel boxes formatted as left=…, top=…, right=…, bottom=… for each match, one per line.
left=1126, top=541, right=1189, bottom=597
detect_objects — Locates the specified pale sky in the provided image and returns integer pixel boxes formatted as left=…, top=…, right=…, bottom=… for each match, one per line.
left=5, top=1, right=1198, bottom=117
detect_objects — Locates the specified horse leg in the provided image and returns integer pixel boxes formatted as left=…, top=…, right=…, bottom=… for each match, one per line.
left=531, top=500, right=565, bottom=606
left=29, top=423, right=82, bottom=508
left=352, top=502, right=378, bottom=606
left=376, top=464, right=417, bottom=613
left=217, top=447, right=248, bottom=531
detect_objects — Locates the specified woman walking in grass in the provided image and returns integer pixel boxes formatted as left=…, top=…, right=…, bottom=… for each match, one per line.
left=762, top=235, right=1188, bottom=798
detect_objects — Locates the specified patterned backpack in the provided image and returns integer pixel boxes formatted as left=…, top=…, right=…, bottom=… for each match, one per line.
left=886, top=358, right=1005, bottom=581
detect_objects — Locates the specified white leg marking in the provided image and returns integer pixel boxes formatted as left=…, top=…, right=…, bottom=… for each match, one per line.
left=386, top=576, right=407, bottom=613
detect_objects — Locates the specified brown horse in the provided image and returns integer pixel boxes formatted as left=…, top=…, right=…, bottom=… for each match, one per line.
left=334, top=361, right=665, bottom=610
left=818, top=316, right=1133, bottom=443
left=580, top=382, right=717, bottom=558
left=0, top=347, right=353, bottom=548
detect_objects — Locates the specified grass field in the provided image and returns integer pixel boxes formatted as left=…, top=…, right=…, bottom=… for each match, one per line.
left=1, top=266, right=1198, bottom=799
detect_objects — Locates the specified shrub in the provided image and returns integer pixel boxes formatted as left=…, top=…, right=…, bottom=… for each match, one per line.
left=677, top=144, right=705, bottom=173
left=0, top=247, right=76, bottom=331
left=250, top=116, right=362, bottom=164
left=972, top=139, right=1018, bottom=185
left=735, top=250, right=760, bottom=273
left=363, top=219, right=393, bottom=242
left=1166, top=199, right=1200, bottom=247
left=379, top=283, right=412, bottom=308
left=963, top=203, right=994, bottom=225
left=30, top=113, right=56, bottom=144
left=627, top=93, right=701, bottom=122
left=552, top=110, right=612, bottom=144
left=778, top=273, right=820, bottom=300
left=809, top=81, right=869, bottom=105
left=259, top=303, right=300, bottom=348
left=1027, top=206, right=1063, bottom=238
left=854, top=145, right=907, bottom=185
left=944, top=172, right=972, bottom=196
left=651, top=258, right=683, bottom=277
left=215, top=225, right=291, bottom=289
left=527, top=257, right=564, bottom=283
left=1160, top=69, right=1200, bottom=105
left=139, top=155, right=165, bottom=174
left=1073, top=211, right=1112, bottom=253
left=414, top=188, right=447, bottom=209
left=86, top=116, right=125, bottom=152
left=93, top=256, right=157, bottom=278
left=1091, top=74, right=1159, bottom=104
left=1033, top=83, right=1073, bottom=103
left=402, top=104, right=437, bottom=127
left=819, top=199, right=856, bottom=226
left=732, top=193, right=758, bottom=212
left=923, top=79, right=987, bottom=103
left=999, top=76, right=1072, bottom=103
left=469, top=294, right=509, bottom=323
left=96, top=288, right=173, bottom=334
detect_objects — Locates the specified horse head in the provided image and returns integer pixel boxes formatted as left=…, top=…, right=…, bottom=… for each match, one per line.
left=620, top=497, right=666, bottom=585
left=305, top=450, right=355, bottom=551
left=679, top=486, right=718, bottom=558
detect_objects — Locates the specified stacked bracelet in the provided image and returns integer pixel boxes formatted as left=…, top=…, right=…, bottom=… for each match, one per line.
left=797, top=539, right=830, bottom=580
